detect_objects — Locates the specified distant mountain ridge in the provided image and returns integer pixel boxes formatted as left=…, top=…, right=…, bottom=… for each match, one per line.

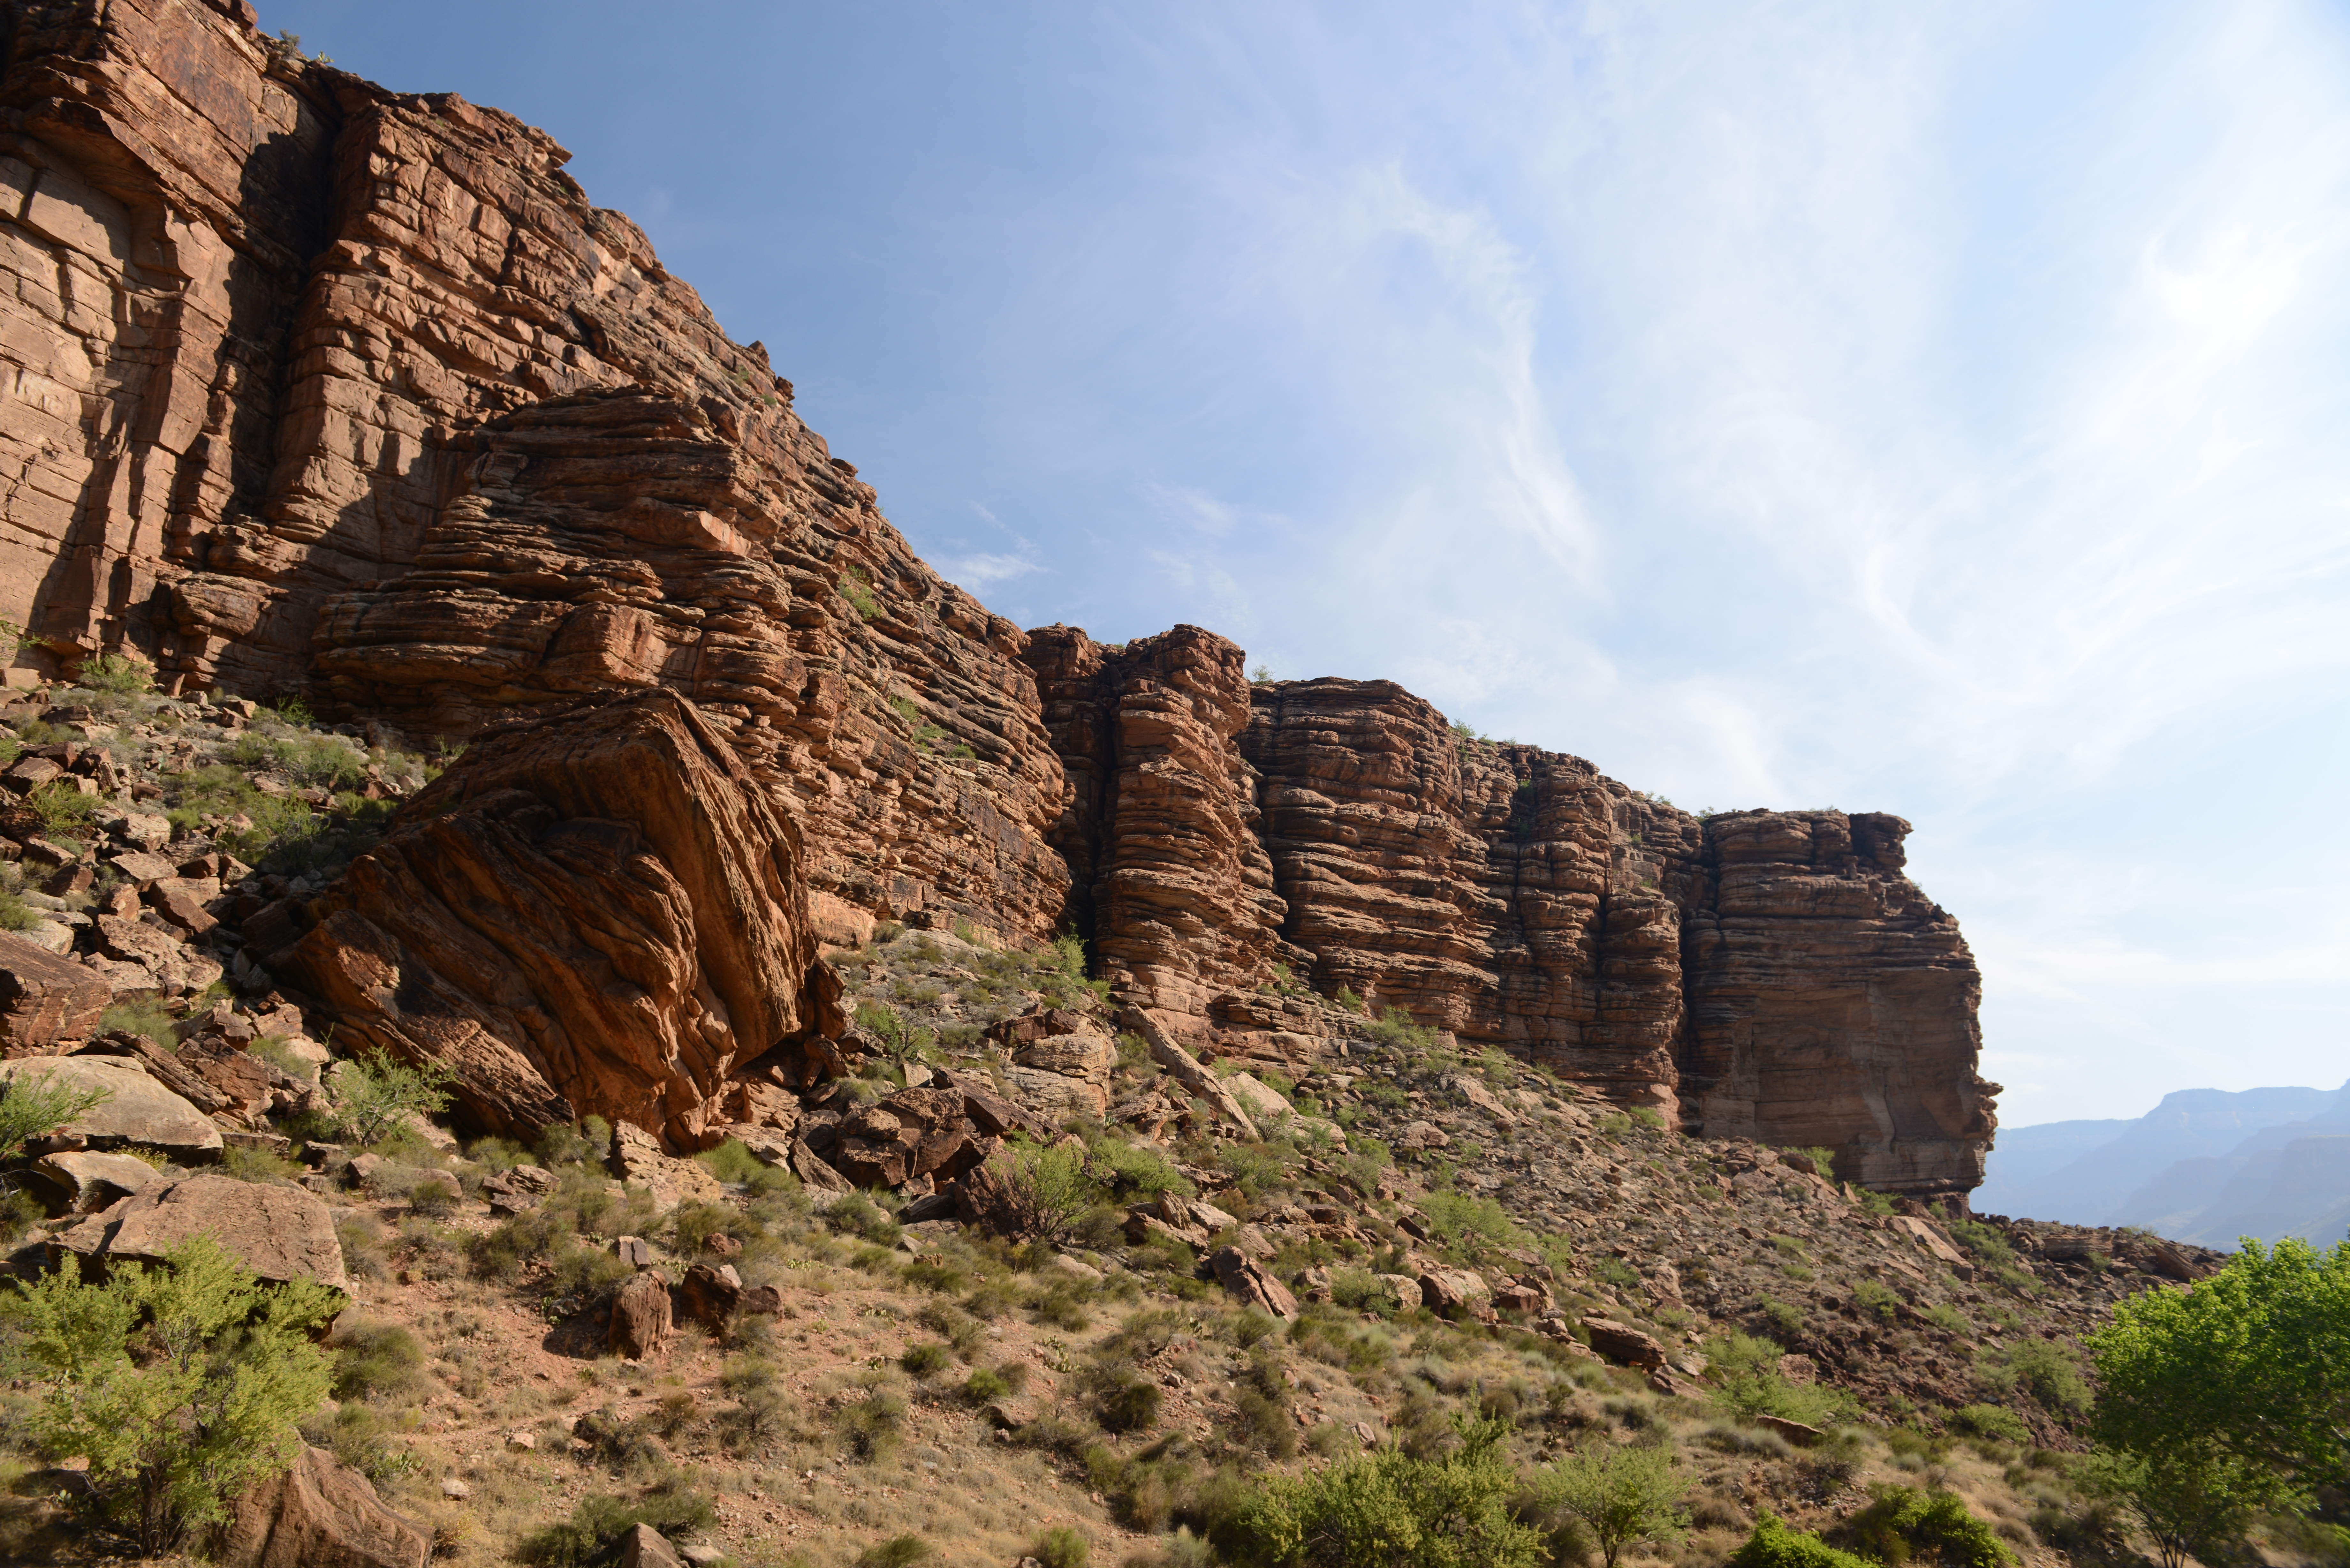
left=1979, top=1081, right=2350, bottom=1249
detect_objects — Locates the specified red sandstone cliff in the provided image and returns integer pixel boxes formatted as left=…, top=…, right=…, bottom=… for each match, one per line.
left=0, top=0, right=1995, bottom=1195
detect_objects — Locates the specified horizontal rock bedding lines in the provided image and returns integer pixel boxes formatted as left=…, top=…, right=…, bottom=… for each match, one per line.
left=1018, top=629, right=1993, bottom=1200
left=0, top=0, right=1070, bottom=946
left=0, top=0, right=1990, bottom=1197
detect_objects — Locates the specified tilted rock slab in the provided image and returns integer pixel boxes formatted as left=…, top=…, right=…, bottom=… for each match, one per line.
left=0, top=939, right=109, bottom=1057
left=282, top=691, right=817, bottom=1146
left=53, top=1173, right=347, bottom=1292
left=0, top=1053, right=223, bottom=1161
left=219, top=1444, right=430, bottom=1568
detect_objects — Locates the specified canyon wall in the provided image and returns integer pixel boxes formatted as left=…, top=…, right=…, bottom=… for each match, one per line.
left=1022, top=631, right=1995, bottom=1199
left=0, top=0, right=1069, bottom=943
left=0, top=0, right=1995, bottom=1196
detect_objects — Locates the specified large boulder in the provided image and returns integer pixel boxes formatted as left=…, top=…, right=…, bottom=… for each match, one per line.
left=1211, top=1245, right=1299, bottom=1320
left=280, top=691, right=822, bottom=1146
left=26, top=1149, right=162, bottom=1215
left=830, top=1086, right=984, bottom=1188
left=0, top=1054, right=222, bottom=1161
left=52, top=1174, right=348, bottom=1291
left=610, top=1270, right=672, bottom=1359
left=0, top=938, right=109, bottom=1057
left=218, top=1444, right=430, bottom=1568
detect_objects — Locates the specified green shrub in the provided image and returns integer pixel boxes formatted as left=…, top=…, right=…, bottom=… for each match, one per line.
left=1707, top=1332, right=1853, bottom=1428
left=1420, top=1190, right=1528, bottom=1254
left=0, top=1234, right=338, bottom=1554
left=1944, top=1217, right=2015, bottom=1267
left=1949, top=1404, right=2031, bottom=1444
left=329, top=1318, right=425, bottom=1401
left=1980, top=1339, right=2090, bottom=1417
left=1731, top=1513, right=1876, bottom=1568
left=71, top=651, right=155, bottom=697
left=0, top=1065, right=113, bottom=1160
left=1852, top=1280, right=1902, bottom=1323
left=1219, top=1414, right=1541, bottom=1568
left=1758, top=1296, right=1806, bottom=1337
left=1095, top=1136, right=1196, bottom=1199
left=331, top=1047, right=453, bottom=1145
left=900, top=1342, right=953, bottom=1378
left=27, top=779, right=96, bottom=841
left=1846, top=1485, right=2015, bottom=1568
left=1365, top=1006, right=1438, bottom=1052
left=1029, top=1525, right=1090, bottom=1568
left=517, top=1476, right=717, bottom=1566
left=1535, top=1437, right=1691, bottom=1568
left=840, top=566, right=882, bottom=621
left=855, top=1535, right=935, bottom=1568
left=0, top=885, right=36, bottom=931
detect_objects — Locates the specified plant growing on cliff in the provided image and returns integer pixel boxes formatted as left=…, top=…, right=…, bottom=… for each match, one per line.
left=1366, top=1006, right=1437, bottom=1053
left=331, top=1047, right=455, bottom=1146
left=70, top=651, right=155, bottom=700
left=0, top=1234, right=338, bottom=1554
left=840, top=566, right=882, bottom=621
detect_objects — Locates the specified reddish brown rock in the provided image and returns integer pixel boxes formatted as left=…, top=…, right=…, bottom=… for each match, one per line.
left=676, top=1262, right=743, bottom=1330
left=1020, top=626, right=1300, bottom=1016
left=1211, top=1245, right=1299, bottom=1320
left=54, top=1173, right=347, bottom=1290
left=282, top=691, right=815, bottom=1146
left=220, top=1444, right=431, bottom=1568
left=0, top=938, right=109, bottom=1056
left=610, top=1270, right=672, bottom=1359
left=1581, top=1315, right=1669, bottom=1370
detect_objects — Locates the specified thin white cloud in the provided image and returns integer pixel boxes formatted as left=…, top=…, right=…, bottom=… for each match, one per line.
left=940, top=552, right=1044, bottom=591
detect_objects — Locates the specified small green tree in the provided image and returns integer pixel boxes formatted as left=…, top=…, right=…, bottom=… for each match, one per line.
left=1221, top=1414, right=1543, bottom=1568
left=987, top=1137, right=1097, bottom=1246
left=2088, top=1235, right=2350, bottom=1497
left=330, top=1046, right=454, bottom=1145
left=0, top=1068, right=113, bottom=1162
left=71, top=650, right=156, bottom=698
left=1845, top=1485, right=2014, bottom=1568
left=1, top=1235, right=338, bottom=1553
left=1534, top=1440, right=1690, bottom=1568
left=2082, top=1444, right=2279, bottom=1568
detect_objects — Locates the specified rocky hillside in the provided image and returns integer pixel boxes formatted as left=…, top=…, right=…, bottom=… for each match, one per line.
left=0, top=721, right=2217, bottom=1562
left=0, top=0, right=1997, bottom=1202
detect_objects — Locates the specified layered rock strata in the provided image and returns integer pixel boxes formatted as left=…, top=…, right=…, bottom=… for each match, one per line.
left=278, top=690, right=822, bottom=1145
left=0, top=2, right=1995, bottom=1195
left=1026, top=653, right=1993, bottom=1199
left=0, top=0, right=1069, bottom=942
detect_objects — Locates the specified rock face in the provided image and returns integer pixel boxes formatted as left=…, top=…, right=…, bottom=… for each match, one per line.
left=0, top=939, right=109, bottom=1055
left=280, top=690, right=815, bottom=1146
left=0, top=0, right=1066, bottom=943
left=0, top=1053, right=223, bottom=1160
left=0, top=2, right=1993, bottom=1198
left=53, top=1172, right=348, bottom=1289
left=220, top=1444, right=431, bottom=1568
left=1023, top=643, right=1993, bottom=1199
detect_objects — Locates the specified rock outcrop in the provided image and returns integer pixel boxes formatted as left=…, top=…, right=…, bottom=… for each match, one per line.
left=0, top=1, right=1993, bottom=1197
left=219, top=1444, right=431, bottom=1568
left=1024, top=650, right=1993, bottom=1199
left=0, top=0, right=1068, bottom=944
left=279, top=690, right=818, bottom=1146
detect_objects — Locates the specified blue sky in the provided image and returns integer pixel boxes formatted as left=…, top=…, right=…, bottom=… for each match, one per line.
left=268, top=1, right=2350, bottom=1126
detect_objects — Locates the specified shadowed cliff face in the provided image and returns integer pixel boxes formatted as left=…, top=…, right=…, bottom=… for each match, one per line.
left=0, top=1, right=1994, bottom=1195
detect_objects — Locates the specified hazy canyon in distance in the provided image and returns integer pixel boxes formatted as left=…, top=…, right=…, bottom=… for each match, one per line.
left=1978, top=1079, right=2350, bottom=1248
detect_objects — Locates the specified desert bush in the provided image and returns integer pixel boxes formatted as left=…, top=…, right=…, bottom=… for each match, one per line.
left=0, top=1234, right=337, bottom=1554
left=331, top=1047, right=453, bottom=1146
left=71, top=650, right=156, bottom=697
left=1845, top=1485, right=2015, bottom=1568
left=330, top=1318, right=425, bottom=1401
left=900, top=1341, right=953, bottom=1379
left=1031, top=1525, right=1092, bottom=1568
left=837, top=1384, right=907, bottom=1461
left=517, top=1475, right=716, bottom=1566
left=1731, top=1514, right=1876, bottom=1568
left=0, top=1066, right=112, bottom=1161
left=1949, top=1404, right=2031, bottom=1444
left=1979, top=1338, right=2090, bottom=1417
left=1534, top=1437, right=1690, bottom=1568
left=1365, top=1006, right=1438, bottom=1052
left=1219, top=1413, right=1540, bottom=1568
